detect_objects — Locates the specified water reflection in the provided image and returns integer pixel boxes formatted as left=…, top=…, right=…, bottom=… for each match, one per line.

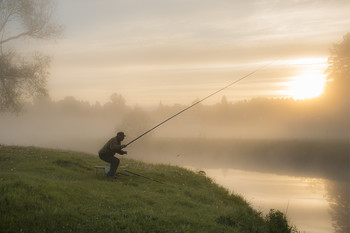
left=201, top=168, right=339, bottom=233
left=324, top=180, right=350, bottom=233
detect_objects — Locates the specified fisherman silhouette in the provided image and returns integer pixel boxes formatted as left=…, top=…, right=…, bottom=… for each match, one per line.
left=98, top=132, right=127, bottom=178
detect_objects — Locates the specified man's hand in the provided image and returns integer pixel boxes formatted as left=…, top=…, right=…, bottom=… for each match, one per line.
left=121, top=145, right=127, bottom=149
left=122, top=151, right=127, bottom=155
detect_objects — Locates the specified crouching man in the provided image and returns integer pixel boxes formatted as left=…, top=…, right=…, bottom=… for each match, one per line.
left=99, top=132, right=127, bottom=178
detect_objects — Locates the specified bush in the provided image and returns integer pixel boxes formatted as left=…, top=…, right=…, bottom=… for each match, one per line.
left=265, top=209, right=299, bottom=233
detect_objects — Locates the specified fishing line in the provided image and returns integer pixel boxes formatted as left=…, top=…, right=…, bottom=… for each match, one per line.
left=126, top=59, right=277, bottom=146
left=123, top=170, right=166, bottom=185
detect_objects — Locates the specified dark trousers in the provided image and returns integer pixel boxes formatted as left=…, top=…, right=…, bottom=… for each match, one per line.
left=99, top=153, right=120, bottom=177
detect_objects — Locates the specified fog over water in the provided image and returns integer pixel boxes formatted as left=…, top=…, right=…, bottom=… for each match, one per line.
left=0, top=93, right=349, bottom=233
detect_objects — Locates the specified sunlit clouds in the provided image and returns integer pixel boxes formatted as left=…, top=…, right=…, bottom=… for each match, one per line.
left=36, top=0, right=350, bottom=107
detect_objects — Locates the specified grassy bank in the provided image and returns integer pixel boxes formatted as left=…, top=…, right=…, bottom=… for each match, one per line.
left=0, top=145, right=298, bottom=233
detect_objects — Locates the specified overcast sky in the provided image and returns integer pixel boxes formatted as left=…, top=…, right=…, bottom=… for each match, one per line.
left=32, top=0, right=350, bottom=107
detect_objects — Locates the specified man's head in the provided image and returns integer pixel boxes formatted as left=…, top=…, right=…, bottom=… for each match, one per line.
left=116, top=131, right=126, bottom=141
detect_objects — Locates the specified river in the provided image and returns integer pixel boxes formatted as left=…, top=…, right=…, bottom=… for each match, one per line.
left=202, top=168, right=334, bottom=233
left=127, top=138, right=349, bottom=233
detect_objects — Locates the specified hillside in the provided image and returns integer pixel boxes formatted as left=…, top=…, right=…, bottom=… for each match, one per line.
left=0, top=145, right=298, bottom=233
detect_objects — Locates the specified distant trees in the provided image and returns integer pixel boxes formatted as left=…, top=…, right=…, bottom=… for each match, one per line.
left=0, top=0, right=62, bottom=112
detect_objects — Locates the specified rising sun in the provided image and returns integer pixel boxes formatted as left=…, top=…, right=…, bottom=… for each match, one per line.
left=287, top=71, right=326, bottom=100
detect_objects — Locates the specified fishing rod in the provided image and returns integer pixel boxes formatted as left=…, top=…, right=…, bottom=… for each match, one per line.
left=126, top=60, right=275, bottom=147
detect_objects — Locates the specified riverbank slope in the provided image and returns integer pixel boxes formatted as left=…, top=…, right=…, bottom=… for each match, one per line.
left=0, top=145, right=298, bottom=232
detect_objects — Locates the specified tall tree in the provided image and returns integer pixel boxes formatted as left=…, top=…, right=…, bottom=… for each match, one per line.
left=324, top=33, right=350, bottom=105
left=0, top=0, right=62, bottom=112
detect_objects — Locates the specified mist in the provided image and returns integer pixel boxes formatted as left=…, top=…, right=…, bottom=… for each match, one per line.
left=0, top=91, right=348, bottom=178
left=1, top=75, right=349, bottom=233
left=1, top=90, right=348, bottom=143
left=1, top=0, right=349, bottom=232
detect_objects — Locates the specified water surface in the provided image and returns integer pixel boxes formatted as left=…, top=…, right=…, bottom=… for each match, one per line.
left=202, top=168, right=334, bottom=233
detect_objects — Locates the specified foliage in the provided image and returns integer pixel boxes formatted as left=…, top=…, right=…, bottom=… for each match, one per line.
left=0, top=145, right=299, bottom=233
left=0, top=52, right=50, bottom=112
left=265, top=209, right=299, bottom=233
left=0, top=0, right=62, bottom=45
left=324, top=32, right=350, bottom=103
left=0, top=0, right=62, bottom=113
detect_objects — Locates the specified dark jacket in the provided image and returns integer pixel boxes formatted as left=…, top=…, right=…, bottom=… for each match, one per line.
left=99, top=137, right=126, bottom=156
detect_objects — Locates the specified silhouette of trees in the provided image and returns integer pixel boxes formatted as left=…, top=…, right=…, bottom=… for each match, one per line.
left=0, top=0, right=62, bottom=112
left=57, top=96, right=91, bottom=115
left=104, top=93, right=127, bottom=113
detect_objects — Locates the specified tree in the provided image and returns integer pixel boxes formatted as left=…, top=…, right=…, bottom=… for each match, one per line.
left=109, top=93, right=126, bottom=107
left=324, top=33, right=350, bottom=104
left=0, top=0, right=62, bottom=112
left=0, top=51, right=50, bottom=112
left=104, top=93, right=127, bottom=114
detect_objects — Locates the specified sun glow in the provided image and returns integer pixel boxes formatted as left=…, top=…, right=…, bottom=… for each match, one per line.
left=288, top=71, right=326, bottom=100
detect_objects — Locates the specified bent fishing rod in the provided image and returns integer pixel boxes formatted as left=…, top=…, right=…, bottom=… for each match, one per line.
left=125, top=60, right=276, bottom=147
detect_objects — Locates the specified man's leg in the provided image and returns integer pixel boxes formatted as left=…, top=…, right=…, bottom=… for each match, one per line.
left=99, top=153, right=120, bottom=177
left=108, top=156, right=120, bottom=177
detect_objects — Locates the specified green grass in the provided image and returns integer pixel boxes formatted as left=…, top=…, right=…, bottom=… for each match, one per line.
left=0, top=145, right=298, bottom=233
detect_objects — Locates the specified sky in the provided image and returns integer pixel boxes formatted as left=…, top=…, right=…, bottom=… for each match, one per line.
left=26, top=0, right=350, bottom=107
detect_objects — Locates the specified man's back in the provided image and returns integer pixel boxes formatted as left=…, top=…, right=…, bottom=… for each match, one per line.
left=99, top=137, right=120, bottom=155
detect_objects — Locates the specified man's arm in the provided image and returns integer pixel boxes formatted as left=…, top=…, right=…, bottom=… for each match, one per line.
left=109, top=139, right=127, bottom=154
